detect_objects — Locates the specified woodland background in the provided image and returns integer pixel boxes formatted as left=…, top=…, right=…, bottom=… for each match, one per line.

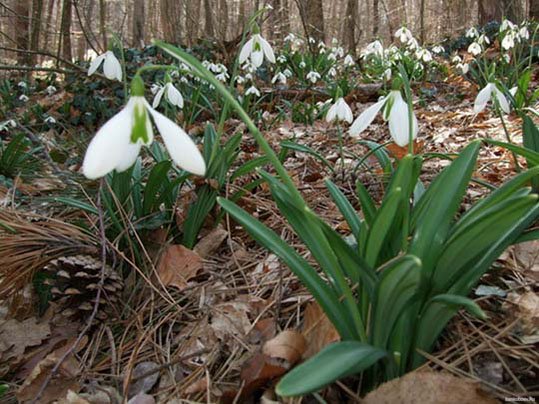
left=2, top=0, right=539, bottom=68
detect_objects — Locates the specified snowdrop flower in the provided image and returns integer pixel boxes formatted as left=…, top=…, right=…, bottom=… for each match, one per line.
left=88, top=50, right=122, bottom=81
left=82, top=76, right=205, bottom=179
left=0, top=119, right=16, bottom=131
left=283, top=68, right=293, bottom=78
left=306, top=71, right=321, bottom=83
left=328, top=67, right=337, bottom=77
left=395, top=27, right=413, bottom=43
left=216, top=71, right=230, bottom=82
left=477, top=34, right=490, bottom=46
left=350, top=90, right=418, bottom=147
left=384, top=68, right=392, bottom=81
left=451, top=55, right=462, bottom=63
left=272, top=72, right=287, bottom=85
left=344, top=54, right=355, bottom=67
left=432, top=45, right=445, bottom=54
left=18, top=81, right=27, bottom=89
left=326, top=97, right=353, bottom=124
left=468, top=42, right=482, bottom=56
left=299, top=61, right=306, bottom=69
left=416, top=48, right=432, bottom=62
left=407, top=37, right=420, bottom=50
left=19, top=94, right=29, bottom=102
left=284, top=33, right=296, bottom=42
left=245, top=86, right=260, bottom=97
left=473, top=83, right=510, bottom=114
left=44, top=116, right=56, bottom=124
left=519, top=26, right=529, bottom=40
left=509, top=87, right=518, bottom=97
left=362, top=40, right=384, bottom=58
left=152, top=82, right=184, bottom=109
left=503, top=54, right=511, bottom=63
left=466, top=27, right=479, bottom=38
left=277, top=54, right=287, bottom=63
left=456, top=63, right=469, bottom=74
left=327, top=52, right=336, bottom=61
left=502, top=32, right=515, bottom=50
left=239, top=33, right=275, bottom=68
left=309, top=37, right=316, bottom=44
left=45, top=85, right=57, bottom=95
left=500, top=19, right=516, bottom=32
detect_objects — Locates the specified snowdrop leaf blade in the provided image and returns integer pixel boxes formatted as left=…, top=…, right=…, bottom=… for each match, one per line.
left=349, top=99, right=386, bottom=136
left=148, top=107, right=206, bottom=176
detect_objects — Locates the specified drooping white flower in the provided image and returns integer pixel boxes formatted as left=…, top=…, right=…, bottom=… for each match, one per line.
left=239, top=33, right=275, bottom=68
left=395, top=27, right=413, bottom=43
left=519, top=26, right=530, bottom=40
left=407, top=37, right=420, bottom=50
left=473, top=83, right=510, bottom=114
left=44, top=116, right=56, bottom=124
left=283, top=68, right=293, bottom=77
left=362, top=40, right=384, bottom=58
left=327, top=67, right=337, bottom=77
left=245, top=86, right=260, bottom=97
left=18, top=81, right=27, bottom=89
left=0, top=119, right=17, bottom=132
left=45, top=85, right=57, bottom=95
left=19, top=94, right=29, bottom=102
left=468, top=42, right=482, bottom=56
left=306, top=71, right=321, bottom=83
left=349, top=90, right=418, bottom=147
left=456, top=63, right=469, bottom=74
left=277, top=54, right=287, bottom=63
left=415, top=48, right=432, bottom=62
left=477, top=34, right=490, bottom=46
left=344, top=54, right=355, bottom=67
left=432, top=45, right=445, bottom=54
left=451, top=55, right=462, bottom=63
left=152, top=83, right=184, bottom=109
left=384, top=68, right=392, bottom=81
left=284, top=33, right=296, bottom=42
left=326, top=97, right=353, bottom=124
left=272, top=72, right=287, bottom=85
left=466, top=27, right=479, bottom=38
left=88, top=51, right=122, bottom=81
left=299, top=61, right=306, bottom=69
left=501, top=32, right=515, bottom=50
left=500, top=19, right=516, bottom=32
left=82, top=78, right=205, bottom=179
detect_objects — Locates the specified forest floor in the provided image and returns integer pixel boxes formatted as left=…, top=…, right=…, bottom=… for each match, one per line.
left=0, top=63, right=538, bottom=404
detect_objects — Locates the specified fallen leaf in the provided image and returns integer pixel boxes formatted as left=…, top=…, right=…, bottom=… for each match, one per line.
left=302, top=302, right=340, bottom=358
left=57, top=390, right=91, bottom=404
left=240, top=353, right=289, bottom=398
left=184, top=376, right=208, bottom=395
left=16, top=336, right=87, bottom=403
left=262, top=330, right=306, bottom=365
left=127, top=393, right=155, bottom=404
left=156, top=244, right=203, bottom=290
left=0, top=317, right=51, bottom=366
left=193, top=226, right=228, bottom=258
left=211, top=297, right=267, bottom=342
left=126, top=361, right=160, bottom=398
left=504, top=291, right=539, bottom=344
left=514, top=241, right=539, bottom=281
left=362, top=371, right=498, bottom=404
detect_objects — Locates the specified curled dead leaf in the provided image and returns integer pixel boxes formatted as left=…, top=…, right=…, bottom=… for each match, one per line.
left=302, top=302, right=340, bottom=359
left=262, top=330, right=306, bottom=365
left=156, top=244, right=203, bottom=290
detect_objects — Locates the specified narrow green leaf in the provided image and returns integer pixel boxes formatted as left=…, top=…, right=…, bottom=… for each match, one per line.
left=483, top=139, right=539, bottom=166
left=276, top=342, right=386, bottom=397
left=430, top=294, right=487, bottom=320
left=325, top=179, right=362, bottom=241
left=355, top=180, right=377, bottom=226
left=281, top=140, right=333, bottom=170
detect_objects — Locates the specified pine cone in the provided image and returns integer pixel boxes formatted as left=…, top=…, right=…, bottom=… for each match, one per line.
left=42, top=255, right=123, bottom=321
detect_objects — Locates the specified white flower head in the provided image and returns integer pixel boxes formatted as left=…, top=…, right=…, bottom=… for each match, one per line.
left=82, top=76, right=205, bottom=179
left=466, top=27, right=479, bottom=38
left=416, top=48, right=432, bottom=62
left=384, top=68, right=392, bottom=81
left=477, top=34, right=490, bottom=46
left=152, top=82, right=184, bottom=109
left=344, top=54, right=355, bottom=67
left=432, top=45, right=445, bottom=54
left=468, top=42, right=482, bottom=56
left=306, top=71, right=321, bottom=83
left=239, top=33, right=275, bottom=68
left=44, top=116, right=56, bottom=124
left=502, top=32, right=515, bottom=50
left=500, top=19, right=516, bottom=32
left=245, top=86, right=260, bottom=97
left=457, top=63, right=469, bottom=74
left=350, top=90, right=418, bottom=147
left=88, top=50, right=122, bottom=81
left=326, top=97, right=353, bottom=124
left=395, top=27, right=413, bottom=43
left=18, top=81, right=27, bottom=89
left=0, top=119, right=17, bottom=131
left=19, top=94, right=29, bottom=102
left=473, top=82, right=510, bottom=115
left=45, top=85, right=57, bottom=95
left=362, top=40, right=384, bottom=58
left=283, top=68, right=293, bottom=78
left=277, top=54, right=287, bottom=63
left=299, top=61, right=307, bottom=69
left=518, top=26, right=529, bottom=40
left=272, top=72, right=287, bottom=85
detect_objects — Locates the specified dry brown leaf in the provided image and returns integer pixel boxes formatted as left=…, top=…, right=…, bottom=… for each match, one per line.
left=513, top=241, right=539, bottom=281
left=505, top=291, right=539, bottom=344
left=126, top=361, right=160, bottom=398
left=16, top=336, right=87, bottom=403
left=362, top=371, right=498, bottom=404
left=240, top=353, right=289, bottom=398
left=0, top=317, right=51, bottom=363
left=302, top=302, right=340, bottom=359
left=184, top=376, right=208, bottom=395
left=211, top=297, right=267, bottom=342
left=193, top=226, right=228, bottom=258
left=262, top=330, right=306, bottom=365
left=57, top=390, right=91, bottom=404
left=156, top=244, right=203, bottom=290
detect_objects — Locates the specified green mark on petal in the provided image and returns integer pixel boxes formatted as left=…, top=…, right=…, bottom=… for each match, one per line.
left=131, top=101, right=150, bottom=144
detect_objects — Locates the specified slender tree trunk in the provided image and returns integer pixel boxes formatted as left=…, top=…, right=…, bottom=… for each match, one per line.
left=420, top=0, right=426, bottom=42
left=160, top=0, right=182, bottom=43
left=29, top=0, right=43, bottom=64
left=372, top=0, right=379, bottom=36
left=132, top=0, right=145, bottom=47
left=219, top=0, right=229, bottom=40
left=98, top=0, right=107, bottom=50
left=531, top=0, right=539, bottom=19
left=478, top=0, right=503, bottom=24
left=344, top=0, right=358, bottom=55
left=186, top=0, right=201, bottom=45
left=269, top=0, right=284, bottom=43
left=297, top=0, right=326, bottom=42
left=59, top=0, right=72, bottom=61
left=15, top=0, right=31, bottom=64
left=504, top=0, right=524, bottom=22
left=204, top=0, right=215, bottom=38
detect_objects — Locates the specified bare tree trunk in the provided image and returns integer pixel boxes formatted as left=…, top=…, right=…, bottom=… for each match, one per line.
left=219, top=0, right=229, bottom=40
left=478, top=0, right=503, bottom=24
left=344, top=0, right=358, bottom=55
left=160, top=0, right=182, bottom=43
left=269, top=0, right=284, bottom=42
left=132, top=0, right=145, bottom=47
left=504, top=0, right=524, bottom=22
left=59, top=0, right=72, bottom=61
left=29, top=0, right=43, bottom=64
left=531, top=0, right=539, bottom=19
left=372, top=0, right=379, bottom=36
left=420, top=0, right=426, bottom=42
left=204, top=0, right=215, bottom=38
left=297, top=0, right=326, bottom=42
left=15, top=0, right=31, bottom=64
left=99, top=0, right=107, bottom=50
left=186, top=0, right=201, bottom=45
left=281, top=0, right=291, bottom=34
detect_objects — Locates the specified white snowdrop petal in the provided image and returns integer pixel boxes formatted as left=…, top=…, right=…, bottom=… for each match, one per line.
left=114, top=142, right=142, bottom=172
left=474, top=83, right=494, bottom=114
left=388, top=97, right=415, bottom=147
left=82, top=103, right=134, bottom=179
left=103, top=52, right=122, bottom=81
left=326, top=104, right=337, bottom=123
left=493, top=87, right=511, bottom=114
left=239, top=38, right=254, bottom=64
left=166, top=84, right=184, bottom=108
left=258, top=35, right=275, bottom=63
left=349, top=98, right=386, bottom=136
left=88, top=54, right=105, bottom=76
left=251, top=50, right=264, bottom=68
left=147, top=107, right=206, bottom=176
left=152, top=87, right=165, bottom=109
